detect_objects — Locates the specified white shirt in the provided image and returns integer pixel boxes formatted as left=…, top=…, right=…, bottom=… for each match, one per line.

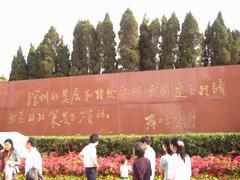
left=5, top=160, right=14, bottom=179
left=80, top=144, right=97, bottom=168
left=120, top=164, right=131, bottom=178
left=25, top=147, right=42, bottom=175
left=144, top=147, right=156, bottom=180
left=168, top=153, right=191, bottom=180
left=160, top=154, right=171, bottom=180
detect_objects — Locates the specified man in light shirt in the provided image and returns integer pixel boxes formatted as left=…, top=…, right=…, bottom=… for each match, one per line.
left=25, top=137, right=43, bottom=179
left=139, top=136, right=156, bottom=180
left=79, top=134, right=99, bottom=180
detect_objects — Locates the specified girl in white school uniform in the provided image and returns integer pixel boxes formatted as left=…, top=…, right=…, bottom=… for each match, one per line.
left=167, top=138, right=191, bottom=180
left=159, top=138, right=172, bottom=180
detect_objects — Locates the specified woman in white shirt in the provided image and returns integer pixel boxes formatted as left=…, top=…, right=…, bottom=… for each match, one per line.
left=167, top=138, right=191, bottom=180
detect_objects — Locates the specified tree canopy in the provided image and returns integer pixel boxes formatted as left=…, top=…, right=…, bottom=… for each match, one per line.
left=8, top=10, right=240, bottom=81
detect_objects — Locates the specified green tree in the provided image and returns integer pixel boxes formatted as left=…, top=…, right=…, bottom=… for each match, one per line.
left=228, top=30, right=240, bottom=64
left=0, top=75, right=7, bottom=82
left=203, top=22, right=212, bottom=66
left=149, top=18, right=161, bottom=68
left=42, top=26, right=62, bottom=75
left=70, top=20, right=96, bottom=75
left=43, top=26, right=70, bottom=76
left=95, top=22, right=103, bottom=74
left=27, top=43, right=38, bottom=79
left=118, top=8, right=139, bottom=71
left=42, top=26, right=61, bottom=54
left=89, top=29, right=99, bottom=74
left=96, top=13, right=117, bottom=73
left=9, top=47, right=28, bottom=81
left=232, top=30, right=240, bottom=64
left=30, top=26, right=63, bottom=78
left=178, top=12, right=203, bottom=68
left=139, top=15, right=151, bottom=70
left=34, top=43, right=55, bottom=78
left=205, top=12, right=231, bottom=65
left=55, top=38, right=70, bottom=76
left=139, top=16, right=160, bottom=70
left=159, top=15, right=168, bottom=69
left=160, top=13, right=180, bottom=69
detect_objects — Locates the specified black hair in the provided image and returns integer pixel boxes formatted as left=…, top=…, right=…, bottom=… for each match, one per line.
left=3, top=139, right=14, bottom=157
left=162, top=138, right=172, bottom=155
left=134, top=143, right=145, bottom=158
left=170, top=138, right=186, bottom=162
left=4, top=139, right=14, bottom=151
left=89, top=133, right=99, bottom=143
left=120, top=157, right=127, bottom=164
left=27, top=137, right=37, bottom=147
left=139, top=136, right=151, bottom=145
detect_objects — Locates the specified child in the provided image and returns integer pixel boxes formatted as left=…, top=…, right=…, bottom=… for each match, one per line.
left=120, top=158, right=131, bottom=180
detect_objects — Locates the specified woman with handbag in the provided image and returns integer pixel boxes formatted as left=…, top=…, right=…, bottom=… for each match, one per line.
left=0, top=139, right=21, bottom=180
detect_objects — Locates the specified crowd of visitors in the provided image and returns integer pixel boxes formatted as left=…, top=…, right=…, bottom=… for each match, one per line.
left=0, top=134, right=191, bottom=180
left=80, top=134, right=191, bottom=180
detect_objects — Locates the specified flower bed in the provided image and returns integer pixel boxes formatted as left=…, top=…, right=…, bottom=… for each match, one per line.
left=1, top=174, right=240, bottom=180
left=16, top=151, right=240, bottom=179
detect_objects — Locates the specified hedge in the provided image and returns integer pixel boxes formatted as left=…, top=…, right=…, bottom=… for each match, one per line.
left=35, top=132, right=240, bottom=157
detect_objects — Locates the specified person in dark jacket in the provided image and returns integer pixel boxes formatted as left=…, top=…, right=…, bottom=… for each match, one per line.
left=132, top=143, right=152, bottom=180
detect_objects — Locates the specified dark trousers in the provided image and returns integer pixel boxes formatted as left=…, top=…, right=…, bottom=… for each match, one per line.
left=85, top=167, right=97, bottom=180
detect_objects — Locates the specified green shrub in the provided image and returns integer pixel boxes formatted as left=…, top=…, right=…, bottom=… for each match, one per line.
left=35, top=133, right=240, bottom=157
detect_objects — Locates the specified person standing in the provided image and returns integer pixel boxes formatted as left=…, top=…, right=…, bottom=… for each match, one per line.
left=168, top=138, right=191, bottom=180
left=120, top=157, right=131, bottom=180
left=159, top=138, right=172, bottom=180
left=132, top=143, right=152, bottom=180
left=139, top=136, right=156, bottom=180
left=25, top=137, right=44, bottom=180
left=79, top=134, right=99, bottom=180
left=0, top=139, right=21, bottom=180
